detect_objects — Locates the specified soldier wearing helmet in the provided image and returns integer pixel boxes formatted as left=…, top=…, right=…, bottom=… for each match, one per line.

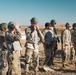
left=5, top=21, right=21, bottom=75
left=50, top=19, right=59, bottom=38
left=50, top=19, right=60, bottom=65
left=61, top=22, right=71, bottom=67
left=71, top=23, right=76, bottom=34
left=70, top=23, right=76, bottom=64
left=25, top=17, right=44, bottom=72
left=30, top=17, right=38, bottom=24
left=71, top=23, right=76, bottom=69
left=8, top=21, right=21, bottom=34
left=0, top=23, right=8, bottom=75
left=50, top=20, right=56, bottom=27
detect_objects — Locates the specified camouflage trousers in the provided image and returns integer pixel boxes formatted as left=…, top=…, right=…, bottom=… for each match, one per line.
left=44, top=44, right=55, bottom=66
left=53, top=42, right=57, bottom=57
left=70, top=46, right=75, bottom=63
left=0, top=50, right=8, bottom=75
left=7, top=51, right=21, bottom=75
left=73, top=44, right=76, bottom=56
left=62, top=42, right=71, bottom=65
left=73, top=44, right=76, bottom=64
left=25, top=48, right=39, bottom=71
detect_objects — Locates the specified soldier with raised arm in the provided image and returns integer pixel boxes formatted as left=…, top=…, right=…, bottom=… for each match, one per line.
left=25, top=17, right=44, bottom=72
left=5, top=22, right=21, bottom=75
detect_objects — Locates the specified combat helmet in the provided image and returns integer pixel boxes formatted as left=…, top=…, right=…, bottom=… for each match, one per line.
left=30, top=17, right=38, bottom=24
left=50, top=19, right=56, bottom=25
left=0, top=23, right=8, bottom=30
left=73, top=23, right=76, bottom=28
left=65, top=23, right=70, bottom=27
left=8, top=21, right=19, bottom=29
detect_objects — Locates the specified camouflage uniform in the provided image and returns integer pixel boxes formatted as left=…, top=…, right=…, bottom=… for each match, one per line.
left=0, top=23, right=8, bottom=75
left=61, top=23, right=71, bottom=66
left=25, top=19, right=44, bottom=71
left=0, top=31, right=8, bottom=75
left=50, top=20, right=60, bottom=58
left=71, top=24, right=76, bottom=68
left=42, top=27, right=56, bottom=66
left=51, top=27, right=60, bottom=57
left=5, top=22, right=21, bottom=75
left=70, top=28, right=75, bottom=63
left=71, top=23, right=76, bottom=57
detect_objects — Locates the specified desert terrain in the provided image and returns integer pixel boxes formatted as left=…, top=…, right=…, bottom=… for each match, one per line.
left=20, top=25, right=76, bottom=75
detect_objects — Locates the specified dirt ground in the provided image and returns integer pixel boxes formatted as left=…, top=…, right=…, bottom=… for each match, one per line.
left=20, top=41, right=76, bottom=75
left=20, top=26, right=76, bottom=75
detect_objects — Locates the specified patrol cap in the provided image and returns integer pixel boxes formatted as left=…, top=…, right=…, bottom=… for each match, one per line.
left=0, top=23, right=8, bottom=30
left=50, top=19, right=56, bottom=25
left=30, top=17, right=38, bottom=24
left=45, top=22, right=50, bottom=27
left=65, top=23, right=70, bottom=27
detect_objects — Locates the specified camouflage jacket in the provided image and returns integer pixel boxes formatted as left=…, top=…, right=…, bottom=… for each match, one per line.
left=5, top=30, right=21, bottom=52
left=42, top=28, right=55, bottom=45
left=0, top=30, right=7, bottom=50
left=61, top=29, right=71, bottom=47
left=71, top=29, right=76, bottom=45
left=25, top=26, right=44, bottom=49
left=51, top=27, right=60, bottom=42
left=0, top=30, right=8, bottom=70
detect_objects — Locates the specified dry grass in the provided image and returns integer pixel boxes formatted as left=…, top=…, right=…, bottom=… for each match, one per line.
left=19, top=24, right=68, bottom=31
left=20, top=25, right=76, bottom=75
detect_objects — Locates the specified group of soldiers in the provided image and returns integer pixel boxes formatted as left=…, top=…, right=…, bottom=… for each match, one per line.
left=0, top=22, right=21, bottom=75
left=25, top=17, right=76, bottom=72
left=0, top=17, right=76, bottom=75
left=61, top=22, right=76, bottom=68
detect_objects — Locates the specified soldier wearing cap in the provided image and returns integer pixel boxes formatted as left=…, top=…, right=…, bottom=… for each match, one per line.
left=25, top=17, right=44, bottom=72
left=5, top=21, right=21, bottom=75
left=42, top=22, right=55, bottom=72
left=61, top=23, right=71, bottom=67
left=0, top=23, right=8, bottom=75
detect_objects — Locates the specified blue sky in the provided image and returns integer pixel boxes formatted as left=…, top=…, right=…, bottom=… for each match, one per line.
left=0, top=0, right=76, bottom=25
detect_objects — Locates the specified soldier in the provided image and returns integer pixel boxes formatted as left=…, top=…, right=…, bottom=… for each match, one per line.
left=5, top=22, right=21, bottom=75
left=0, top=23, right=8, bottom=75
left=71, top=23, right=76, bottom=69
left=50, top=20, right=60, bottom=58
left=42, top=22, right=55, bottom=72
left=25, top=17, right=44, bottom=72
left=61, top=23, right=71, bottom=67
left=70, top=23, right=76, bottom=64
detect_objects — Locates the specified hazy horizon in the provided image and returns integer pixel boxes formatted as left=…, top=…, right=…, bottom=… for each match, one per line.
left=0, top=0, right=76, bottom=25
